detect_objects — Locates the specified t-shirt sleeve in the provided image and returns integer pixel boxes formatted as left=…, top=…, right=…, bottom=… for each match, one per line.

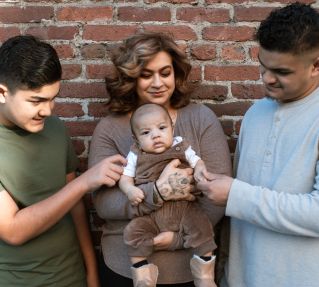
left=123, top=151, right=137, bottom=177
left=185, top=145, right=201, bottom=168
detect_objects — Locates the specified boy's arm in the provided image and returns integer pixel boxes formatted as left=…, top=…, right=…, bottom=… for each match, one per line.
left=68, top=172, right=99, bottom=287
left=119, top=174, right=145, bottom=206
left=0, top=155, right=126, bottom=246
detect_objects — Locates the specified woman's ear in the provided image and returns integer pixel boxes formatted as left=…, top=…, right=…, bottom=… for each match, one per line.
left=0, top=84, right=8, bottom=104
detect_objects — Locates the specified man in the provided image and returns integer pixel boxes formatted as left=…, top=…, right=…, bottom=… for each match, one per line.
left=197, top=3, right=319, bottom=287
left=0, top=35, right=126, bottom=286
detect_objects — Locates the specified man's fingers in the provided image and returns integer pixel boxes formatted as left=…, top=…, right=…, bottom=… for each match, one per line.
left=204, top=172, right=221, bottom=181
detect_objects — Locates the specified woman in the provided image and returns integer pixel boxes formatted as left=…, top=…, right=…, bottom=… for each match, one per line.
left=88, top=32, right=232, bottom=286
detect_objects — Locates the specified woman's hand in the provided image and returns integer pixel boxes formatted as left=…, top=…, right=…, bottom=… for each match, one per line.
left=155, top=159, right=195, bottom=201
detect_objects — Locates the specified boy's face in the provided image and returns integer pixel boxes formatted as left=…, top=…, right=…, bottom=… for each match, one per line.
left=133, top=110, right=174, bottom=154
left=258, top=47, right=319, bottom=102
left=0, top=81, right=60, bottom=133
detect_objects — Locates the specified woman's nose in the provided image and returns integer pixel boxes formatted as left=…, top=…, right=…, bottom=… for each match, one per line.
left=151, top=74, right=163, bottom=87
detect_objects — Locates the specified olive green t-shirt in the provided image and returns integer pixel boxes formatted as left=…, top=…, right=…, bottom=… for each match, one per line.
left=0, top=116, right=86, bottom=287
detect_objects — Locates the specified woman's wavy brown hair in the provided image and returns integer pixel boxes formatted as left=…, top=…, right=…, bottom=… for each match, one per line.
left=106, top=32, right=193, bottom=114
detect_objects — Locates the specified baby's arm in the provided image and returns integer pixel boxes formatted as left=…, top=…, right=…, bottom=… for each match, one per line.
left=119, top=175, right=145, bottom=206
left=194, top=159, right=208, bottom=183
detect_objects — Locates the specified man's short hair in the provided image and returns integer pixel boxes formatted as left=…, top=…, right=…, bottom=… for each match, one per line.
left=256, top=2, right=319, bottom=54
left=0, top=35, right=62, bottom=94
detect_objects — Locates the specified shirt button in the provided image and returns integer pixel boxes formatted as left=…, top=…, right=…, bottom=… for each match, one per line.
left=175, top=146, right=181, bottom=151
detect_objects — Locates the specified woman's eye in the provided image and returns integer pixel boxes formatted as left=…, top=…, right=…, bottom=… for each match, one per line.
left=140, top=74, right=152, bottom=79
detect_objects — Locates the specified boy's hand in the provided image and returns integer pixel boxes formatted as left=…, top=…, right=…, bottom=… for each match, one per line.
left=126, top=186, right=145, bottom=206
left=83, top=154, right=127, bottom=191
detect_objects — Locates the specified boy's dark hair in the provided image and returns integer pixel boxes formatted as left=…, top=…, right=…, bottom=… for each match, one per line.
left=0, top=35, right=62, bottom=94
left=256, top=2, right=319, bottom=54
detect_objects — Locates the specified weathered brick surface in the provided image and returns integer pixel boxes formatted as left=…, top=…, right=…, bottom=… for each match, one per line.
left=1, top=0, right=317, bottom=247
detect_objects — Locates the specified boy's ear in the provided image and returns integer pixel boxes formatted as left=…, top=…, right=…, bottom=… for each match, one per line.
left=0, top=84, right=8, bottom=104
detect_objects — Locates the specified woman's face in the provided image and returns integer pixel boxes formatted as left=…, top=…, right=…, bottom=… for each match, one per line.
left=136, top=51, right=175, bottom=109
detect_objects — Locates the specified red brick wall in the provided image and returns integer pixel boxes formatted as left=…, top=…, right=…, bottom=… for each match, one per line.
left=0, top=0, right=316, bottom=246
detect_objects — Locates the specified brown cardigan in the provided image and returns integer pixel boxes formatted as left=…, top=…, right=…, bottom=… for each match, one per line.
left=88, top=103, right=232, bottom=284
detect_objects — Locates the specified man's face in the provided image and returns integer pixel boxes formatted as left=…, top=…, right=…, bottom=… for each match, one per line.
left=258, top=47, right=319, bottom=102
left=0, top=81, right=60, bottom=133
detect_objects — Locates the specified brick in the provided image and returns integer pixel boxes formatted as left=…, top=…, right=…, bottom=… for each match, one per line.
left=206, top=0, right=247, bottom=3
left=203, top=26, right=255, bottom=42
left=144, top=25, right=197, bottom=40
left=191, top=85, right=228, bottom=101
left=65, top=121, right=98, bottom=137
left=231, top=83, right=265, bottom=99
left=189, top=65, right=201, bottom=82
left=77, top=157, right=88, bottom=173
left=176, top=8, right=229, bottom=23
left=220, top=120, right=234, bottom=137
left=265, top=0, right=315, bottom=3
left=88, top=102, right=110, bottom=117
left=72, top=139, right=86, bottom=156
left=221, top=44, right=245, bottom=62
left=83, top=25, right=138, bottom=41
left=26, top=26, right=78, bottom=40
left=118, top=7, right=171, bottom=21
left=86, top=64, right=114, bottom=79
left=146, top=0, right=196, bottom=3
left=205, top=101, right=252, bottom=117
left=81, top=44, right=107, bottom=59
left=235, top=120, right=242, bottom=135
left=0, top=7, right=53, bottom=23
left=62, top=64, right=82, bottom=80
left=227, top=138, right=237, bottom=154
left=54, top=44, right=75, bottom=59
left=205, top=65, right=260, bottom=81
left=190, top=44, right=216, bottom=61
left=53, top=102, right=84, bottom=117
left=249, top=46, right=259, bottom=62
left=234, top=7, right=274, bottom=22
left=60, top=82, right=107, bottom=99
left=57, top=7, right=113, bottom=21
left=0, top=27, right=20, bottom=42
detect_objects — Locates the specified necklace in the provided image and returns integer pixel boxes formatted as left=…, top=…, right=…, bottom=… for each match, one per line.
left=169, top=109, right=178, bottom=125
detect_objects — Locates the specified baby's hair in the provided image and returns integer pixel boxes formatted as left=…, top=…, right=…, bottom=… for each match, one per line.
left=130, top=103, right=172, bottom=137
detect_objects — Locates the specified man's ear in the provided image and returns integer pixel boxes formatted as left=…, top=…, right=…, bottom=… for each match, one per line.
left=312, top=56, right=319, bottom=77
left=0, top=84, right=8, bottom=104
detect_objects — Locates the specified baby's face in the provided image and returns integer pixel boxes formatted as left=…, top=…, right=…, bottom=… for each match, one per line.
left=133, top=111, right=174, bottom=154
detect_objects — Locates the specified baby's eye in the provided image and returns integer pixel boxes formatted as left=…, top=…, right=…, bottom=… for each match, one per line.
left=159, top=126, right=167, bottom=130
left=141, top=131, right=149, bottom=135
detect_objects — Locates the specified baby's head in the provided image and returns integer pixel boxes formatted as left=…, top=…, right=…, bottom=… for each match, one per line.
left=130, top=103, right=174, bottom=154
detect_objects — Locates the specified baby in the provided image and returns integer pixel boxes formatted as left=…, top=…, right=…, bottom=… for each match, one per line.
left=119, top=103, right=217, bottom=287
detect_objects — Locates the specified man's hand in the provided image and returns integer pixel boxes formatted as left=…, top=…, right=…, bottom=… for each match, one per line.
left=196, top=173, right=234, bottom=206
left=156, top=159, right=195, bottom=201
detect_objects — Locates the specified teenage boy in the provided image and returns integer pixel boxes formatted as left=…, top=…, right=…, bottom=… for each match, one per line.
left=0, top=35, right=126, bottom=286
left=197, top=3, right=319, bottom=287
